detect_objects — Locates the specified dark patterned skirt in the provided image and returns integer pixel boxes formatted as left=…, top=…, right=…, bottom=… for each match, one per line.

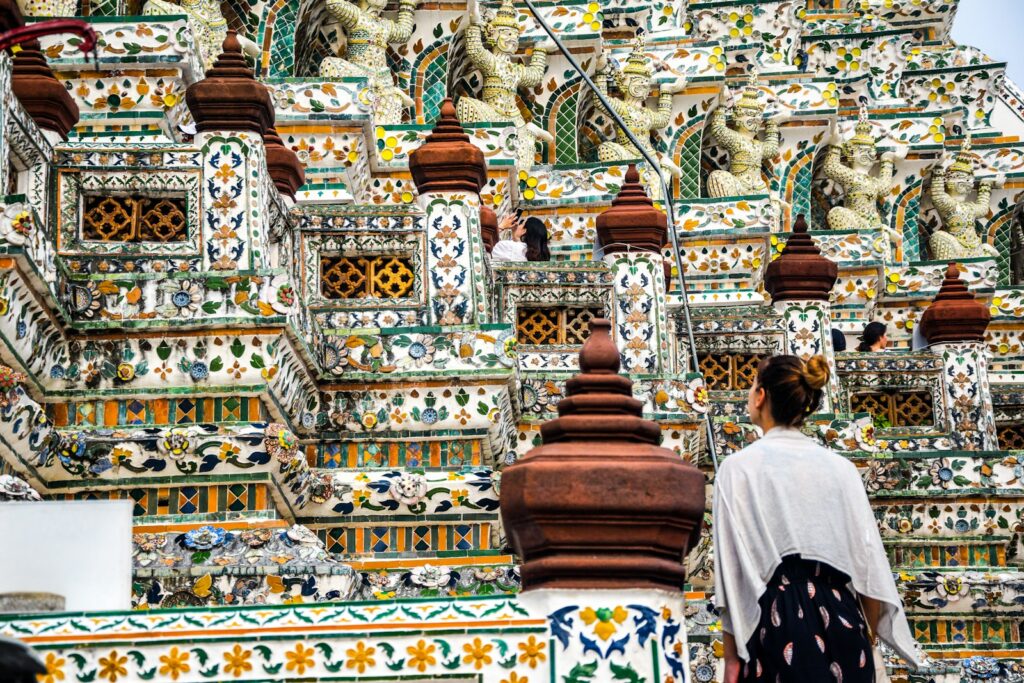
left=740, top=555, right=874, bottom=683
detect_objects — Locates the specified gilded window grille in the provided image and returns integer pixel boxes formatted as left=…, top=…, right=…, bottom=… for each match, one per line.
left=850, top=390, right=934, bottom=427
left=699, top=352, right=762, bottom=391
left=320, top=255, right=415, bottom=299
left=81, top=195, right=188, bottom=243
left=516, top=306, right=605, bottom=346
left=997, top=424, right=1024, bottom=450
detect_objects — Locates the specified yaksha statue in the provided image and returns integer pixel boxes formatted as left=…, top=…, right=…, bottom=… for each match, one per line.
left=822, top=105, right=906, bottom=233
left=929, top=135, right=1002, bottom=260
left=320, top=0, right=418, bottom=125
left=143, top=0, right=260, bottom=73
left=706, top=71, right=781, bottom=198
left=457, top=0, right=556, bottom=169
left=593, top=35, right=685, bottom=200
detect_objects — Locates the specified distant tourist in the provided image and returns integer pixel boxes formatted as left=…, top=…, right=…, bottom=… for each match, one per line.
left=490, top=214, right=550, bottom=263
left=0, top=636, right=45, bottom=683
left=831, top=327, right=847, bottom=352
left=714, top=354, right=922, bottom=682
left=857, top=321, right=889, bottom=352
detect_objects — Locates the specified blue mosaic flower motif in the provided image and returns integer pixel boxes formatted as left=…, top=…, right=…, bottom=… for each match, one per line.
left=408, top=341, right=428, bottom=359
left=962, top=656, right=1003, bottom=679
left=50, top=366, right=65, bottom=379
left=183, top=525, right=227, bottom=550
left=694, top=664, right=715, bottom=682
left=171, top=290, right=193, bottom=308
left=189, top=361, right=209, bottom=381
left=421, top=407, right=438, bottom=424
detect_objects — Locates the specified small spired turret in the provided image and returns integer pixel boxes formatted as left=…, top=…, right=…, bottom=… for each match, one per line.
left=919, top=262, right=991, bottom=345
left=185, top=32, right=274, bottom=135
left=595, top=163, right=668, bottom=255
left=186, top=33, right=303, bottom=199
left=409, top=98, right=487, bottom=195
left=500, top=318, right=705, bottom=591
left=10, top=39, right=80, bottom=140
left=763, top=214, right=838, bottom=303
left=263, top=127, right=305, bottom=200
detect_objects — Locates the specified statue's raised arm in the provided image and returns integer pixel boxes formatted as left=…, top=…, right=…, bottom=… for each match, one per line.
left=928, top=135, right=1000, bottom=260
left=319, top=0, right=419, bottom=124
left=456, top=0, right=554, bottom=169
left=593, top=36, right=681, bottom=200
left=325, top=0, right=362, bottom=30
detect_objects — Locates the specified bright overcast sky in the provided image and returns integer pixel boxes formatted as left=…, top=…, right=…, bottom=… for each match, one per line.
left=951, top=0, right=1024, bottom=85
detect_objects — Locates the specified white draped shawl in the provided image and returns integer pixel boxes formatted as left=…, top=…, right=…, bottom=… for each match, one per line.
left=712, top=427, right=923, bottom=667
left=490, top=240, right=527, bottom=263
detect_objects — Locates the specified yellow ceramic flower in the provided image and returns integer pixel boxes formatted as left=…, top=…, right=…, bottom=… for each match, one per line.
left=284, top=643, right=315, bottom=674
left=158, top=647, right=191, bottom=681
left=517, top=635, right=546, bottom=667
left=462, top=637, right=493, bottom=669
left=97, top=650, right=128, bottom=682
left=579, top=605, right=629, bottom=640
left=503, top=673, right=529, bottom=683
left=38, top=652, right=65, bottom=683
left=406, top=639, right=437, bottom=672
left=223, top=644, right=253, bottom=677
left=345, top=642, right=376, bottom=673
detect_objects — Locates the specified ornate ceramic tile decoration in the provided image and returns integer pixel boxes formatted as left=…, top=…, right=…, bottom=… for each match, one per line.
left=3, top=0, right=1024, bottom=680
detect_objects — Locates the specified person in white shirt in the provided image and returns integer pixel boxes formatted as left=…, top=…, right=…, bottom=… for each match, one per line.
left=490, top=213, right=528, bottom=262
left=714, top=354, right=922, bottom=682
left=490, top=214, right=550, bottom=263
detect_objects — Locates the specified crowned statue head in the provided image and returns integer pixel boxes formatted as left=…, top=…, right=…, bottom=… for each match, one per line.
left=485, top=0, right=522, bottom=55
left=732, top=68, right=764, bottom=134
left=946, top=133, right=977, bottom=196
left=613, top=34, right=653, bottom=100
left=844, top=103, right=878, bottom=168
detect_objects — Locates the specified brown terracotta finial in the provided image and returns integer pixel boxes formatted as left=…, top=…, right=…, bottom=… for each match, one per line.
left=500, top=319, right=706, bottom=591
left=577, top=318, right=620, bottom=374
left=793, top=213, right=809, bottom=233
left=763, top=212, right=838, bottom=302
left=185, top=30, right=274, bottom=135
left=263, top=126, right=305, bottom=199
left=223, top=30, right=241, bottom=54
left=409, top=98, right=486, bottom=195
left=919, top=261, right=991, bottom=344
left=479, top=204, right=498, bottom=253
left=0, top=0, right=24, bottom=35
left=11, top=39, right=79, bottom=139
left=596, top=163, right=668, bottom=255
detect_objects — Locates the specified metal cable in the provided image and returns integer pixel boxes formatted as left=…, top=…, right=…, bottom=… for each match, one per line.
left=518, top=2, right=720, bottom=470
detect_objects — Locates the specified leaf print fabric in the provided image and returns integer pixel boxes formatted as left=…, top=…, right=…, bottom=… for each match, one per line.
left=740, top=555, right=874, bottom=683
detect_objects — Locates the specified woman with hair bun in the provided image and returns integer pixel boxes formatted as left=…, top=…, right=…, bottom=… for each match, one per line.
left=715, top=354, right=921, bottom=682
left=857, top=321, right=890, bottom=352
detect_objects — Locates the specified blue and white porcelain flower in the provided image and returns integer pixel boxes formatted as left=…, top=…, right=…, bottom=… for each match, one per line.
left=184, top=525, right=227, bottom=551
